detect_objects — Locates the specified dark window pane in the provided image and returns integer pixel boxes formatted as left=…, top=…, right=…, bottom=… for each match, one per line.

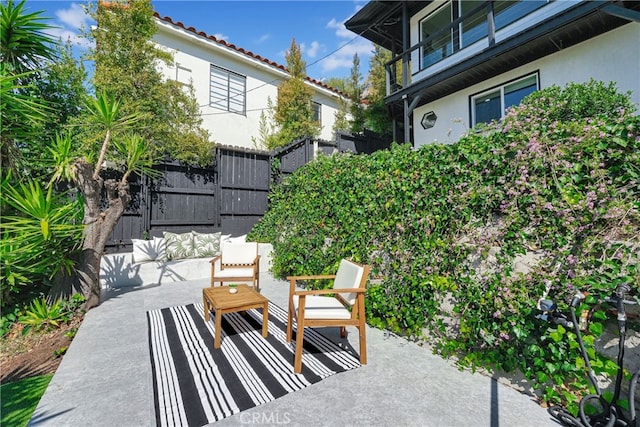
left=504, top=76, right=538, bottom=108
left=421, top=3, right=453, bottom=69
left=494, top=1, right=547, bottom=31
left=460, top=1, right=487, bottom=48
left=474, top=90, right=501, bottom=124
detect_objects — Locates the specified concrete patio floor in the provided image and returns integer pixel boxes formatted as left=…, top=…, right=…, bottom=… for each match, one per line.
left=29, top=272, right=557, bottom=426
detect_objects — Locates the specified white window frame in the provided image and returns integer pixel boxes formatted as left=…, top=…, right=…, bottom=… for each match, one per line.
left=209, top=64, right=246, bottom=115
left=470, top=72, right=539, bottom=126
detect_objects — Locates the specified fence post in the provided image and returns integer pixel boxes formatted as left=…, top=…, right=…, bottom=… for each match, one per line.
left=215, top=147, right=222, bottom=227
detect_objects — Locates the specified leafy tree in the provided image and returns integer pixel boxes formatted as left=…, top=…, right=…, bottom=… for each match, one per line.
left=324, top=77, right=348, bottom=93
left=87, top=0, right=213, bottom=165
left=0, top=1, right=84, bottom=308
left=365, top=45, right=392, bottom=134
left=34, top=41, right=89, bottom=145
left=42, top=0, right=219, bottom=308
left=0, top=0, right=57, bottom=172
left=252, top=97, right=278, bottom=149
left=332, top=97, right=350, bottom=135
left=329, top=49, right=393, bottom=137
left=3, top=0, right=216, bottom=309
left=348, top=53, right=366, bottom=133
left=48, top=91, right=159, bottom=308
left=1, top=1, right=89, bottom=176
left=269, top=38, right=320, bottom=149
left=324, top=77, right=350, bottom=136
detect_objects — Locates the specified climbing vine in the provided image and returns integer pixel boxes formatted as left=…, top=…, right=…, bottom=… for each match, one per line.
left=249, top=80, right=639, bottom=409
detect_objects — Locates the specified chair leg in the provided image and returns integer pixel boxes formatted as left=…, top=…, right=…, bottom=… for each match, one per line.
left=286, top=304, right=293, bottom=343
left=358, top=319, right=367, bottom=365
left=340, top=326, right=347, bottom=338
left=294, top=326, right=304, bottom=374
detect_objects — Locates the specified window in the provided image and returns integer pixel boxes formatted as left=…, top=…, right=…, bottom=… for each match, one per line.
left=493, top=1, right=548, bottom=31
left=460, top=0, right=488, bottom=48
left=471, top=74, right=538, bottom=125
left=210, top=64, right=246, bottom=114
left=420, top=1, right=548, bottom=69
left=420, top=3, right=453, bottom=69
left=312, top=102, right=321, bottom=124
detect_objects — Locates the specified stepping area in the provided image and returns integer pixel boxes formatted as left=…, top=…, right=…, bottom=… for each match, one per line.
left=29, top=272, right=556, bottom=426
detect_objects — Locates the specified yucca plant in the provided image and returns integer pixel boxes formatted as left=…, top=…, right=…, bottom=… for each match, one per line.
left=113, top=133, right=162, bottom=181
left=19, top=297, right=67, bottom=334
left=0, top=175, right=83, bottom=305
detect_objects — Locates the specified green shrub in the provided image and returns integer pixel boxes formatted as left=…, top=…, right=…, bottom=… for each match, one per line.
left=19, top=293, right=85, bottom=334
left=249, top=80, right=639, bottom=410
left=0, top=177, right=83, bottom=307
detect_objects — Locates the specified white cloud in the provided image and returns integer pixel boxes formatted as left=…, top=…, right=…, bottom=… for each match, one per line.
left=256, top=33, right=270, bottom=44
left=56, top=3, right=90, bottom=29
left=301, top=41, right=322, bottom=58
left=317, top=16, right=374, bottom=75
left=327, top=18, right=354, bottom=39
left=320, top=40, right=373, bottom=73
left=43, top=3, right=93, bottom=49
left=44, top=27, right=92, bottom=49
left=213, top=33, right=229, bottom=41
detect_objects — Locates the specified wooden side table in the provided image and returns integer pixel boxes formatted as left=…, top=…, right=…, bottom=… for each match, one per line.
left=202, top=284, right=269, bottom=349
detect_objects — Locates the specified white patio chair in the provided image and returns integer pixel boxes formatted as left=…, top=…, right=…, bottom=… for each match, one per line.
left=286, top=259, right=370, bottom=373
left=209, top=242, right=260, bottom=291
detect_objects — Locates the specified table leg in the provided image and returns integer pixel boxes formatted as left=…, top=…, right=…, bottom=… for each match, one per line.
left=262, top=302, right=268, bottom=338
left=203, top=293, right=210, bottom=321
left=214, top=310, right=222, bottom=349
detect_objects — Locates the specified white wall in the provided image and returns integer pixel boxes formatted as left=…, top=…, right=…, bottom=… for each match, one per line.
left=412, top=23, right=640, bottom=148
left=154, top=21, right=344, bottom=150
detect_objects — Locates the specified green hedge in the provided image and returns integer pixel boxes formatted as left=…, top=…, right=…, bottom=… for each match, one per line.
left=249, top=80, right=639, bottom=409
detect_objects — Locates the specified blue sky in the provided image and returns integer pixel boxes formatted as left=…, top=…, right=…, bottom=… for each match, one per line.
left=26, top=0, right=374, bottom=81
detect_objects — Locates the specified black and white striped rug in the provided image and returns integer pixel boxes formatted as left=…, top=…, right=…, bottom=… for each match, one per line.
left=147, top=302, right=361, bottom=427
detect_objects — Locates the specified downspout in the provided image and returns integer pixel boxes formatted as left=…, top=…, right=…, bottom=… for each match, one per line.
left=402, top=0, right=411, bottom=145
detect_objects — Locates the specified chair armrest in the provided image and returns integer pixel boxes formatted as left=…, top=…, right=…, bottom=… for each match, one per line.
left=288, top=274, right=337, bottom=296
left=287, top=274, right=337, bottom=281
left=210, top=255, right=221, bottom=264
left=294, top=287, right=366, bottom=296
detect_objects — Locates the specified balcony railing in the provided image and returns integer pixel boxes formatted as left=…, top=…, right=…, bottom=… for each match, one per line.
left=386, top=0, right=550, bottom=95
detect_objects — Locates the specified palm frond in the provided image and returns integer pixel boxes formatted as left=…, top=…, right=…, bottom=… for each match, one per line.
left=113, top=133, right=162, bottom=182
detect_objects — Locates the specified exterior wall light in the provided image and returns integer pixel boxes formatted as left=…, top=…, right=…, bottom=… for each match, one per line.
left=421, top=111, right=437, bottom=129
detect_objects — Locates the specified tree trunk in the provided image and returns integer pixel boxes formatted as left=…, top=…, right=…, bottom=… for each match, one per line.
left=48, top=159, right=131, bottom=309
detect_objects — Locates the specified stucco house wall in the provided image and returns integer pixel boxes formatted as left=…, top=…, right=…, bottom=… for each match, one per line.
left=153, top=16, right=345, bottom=150
left=413, top=23, right=640, bottom=147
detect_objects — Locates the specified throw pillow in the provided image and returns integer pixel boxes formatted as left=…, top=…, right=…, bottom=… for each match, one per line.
left=132, top=239, right=159, bottom=263
left=163, top=231, right=195, bottom=260
left=192, top=231, right=222, bottom=257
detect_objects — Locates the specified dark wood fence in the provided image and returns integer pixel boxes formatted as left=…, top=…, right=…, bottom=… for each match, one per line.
left=106, top=132, right=393, bottom=252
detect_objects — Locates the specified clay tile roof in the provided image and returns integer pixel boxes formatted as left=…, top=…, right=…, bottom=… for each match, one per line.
left=153, top=12, right=345, bottom=97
